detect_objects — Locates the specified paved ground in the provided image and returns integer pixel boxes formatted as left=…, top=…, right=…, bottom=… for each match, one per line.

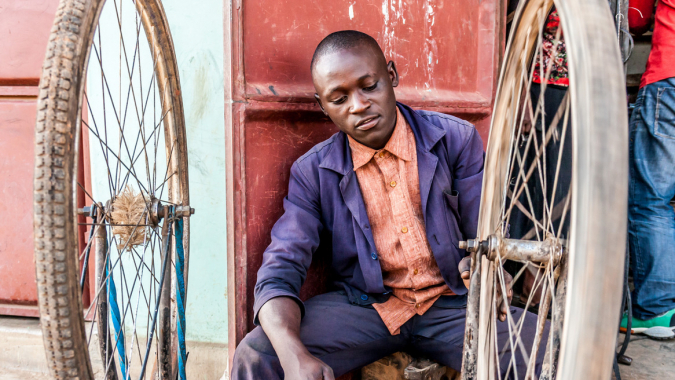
left=614, top=333, right=675, bottom=380
left=0, top=316, right=671, bottom=379
left=0, top=367, right=50, bottom=380
left=0, top=316, right=228, bottom=380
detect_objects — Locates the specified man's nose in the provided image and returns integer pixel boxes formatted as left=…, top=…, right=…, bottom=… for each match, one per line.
left=349, top=92, right=370, bottom=114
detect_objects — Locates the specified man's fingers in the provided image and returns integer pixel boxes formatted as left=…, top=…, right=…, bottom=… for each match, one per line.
left=496, top=269, right=513, bottom=322
left=322, top=366, right=335, bottom=380
left=497, top=295, right=510, bottom=322
left=458, top=256, right=471, bottom=275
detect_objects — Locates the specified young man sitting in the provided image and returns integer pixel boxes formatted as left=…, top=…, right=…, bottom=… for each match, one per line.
left=231, top=30, right=546, bottom=380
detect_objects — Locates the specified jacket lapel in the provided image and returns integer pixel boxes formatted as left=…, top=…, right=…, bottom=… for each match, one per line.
left=417, top=150, right=438, bottom=220
left=339, top=171, right=368, bottom=234
left=320, top=133, right=378, bottom=254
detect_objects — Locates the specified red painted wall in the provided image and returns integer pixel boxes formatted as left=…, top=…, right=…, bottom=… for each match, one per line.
left=0, top=0, right=60, bottom=316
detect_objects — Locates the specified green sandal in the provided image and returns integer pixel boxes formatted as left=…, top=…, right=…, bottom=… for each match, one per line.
left=621, top=308, right=675, bottom=340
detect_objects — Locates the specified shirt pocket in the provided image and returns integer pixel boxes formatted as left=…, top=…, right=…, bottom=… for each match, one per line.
left=654, top=87, right=675, bottom=140
left=443, top=189, right=463, bottom=247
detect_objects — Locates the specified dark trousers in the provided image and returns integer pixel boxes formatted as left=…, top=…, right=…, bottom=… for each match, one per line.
left=509, top=83, right=572, bottom=241
left=231, top=291, right=548, bottom=379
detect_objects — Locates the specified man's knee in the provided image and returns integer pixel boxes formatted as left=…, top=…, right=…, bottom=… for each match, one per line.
left=231, top=327, right=282, bottom=380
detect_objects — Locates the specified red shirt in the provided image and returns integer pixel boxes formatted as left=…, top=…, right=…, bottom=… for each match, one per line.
left=641, top=0, right=675, bottom=87
left=532, top=8, right=569, bottom=87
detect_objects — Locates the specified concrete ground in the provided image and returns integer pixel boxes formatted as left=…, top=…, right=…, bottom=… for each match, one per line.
left=614, top=333, right=675, bottom=380
left=1, top=315, right=672, bottom=380
left=0, top=316, right=228, bottom=380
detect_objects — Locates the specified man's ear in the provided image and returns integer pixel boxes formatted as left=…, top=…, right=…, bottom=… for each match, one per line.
left=314, top=93, right=328, bottom=115
left=387, top=61, right=399, bottom=87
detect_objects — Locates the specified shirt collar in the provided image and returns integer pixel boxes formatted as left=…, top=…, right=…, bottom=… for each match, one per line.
left=347, top=106, right=413, bottom=170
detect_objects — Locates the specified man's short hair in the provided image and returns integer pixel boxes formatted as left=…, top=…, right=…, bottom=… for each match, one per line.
left=310, top=30, right=385, bottom=73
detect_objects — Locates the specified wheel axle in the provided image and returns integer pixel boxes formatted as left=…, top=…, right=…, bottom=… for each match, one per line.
left=77, top=202, right=195, bottom=220
left=459, top=235, right=563, bottom=264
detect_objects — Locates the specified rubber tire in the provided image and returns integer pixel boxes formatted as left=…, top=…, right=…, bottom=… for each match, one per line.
left=471, top=0, right=629, bottom=379
left=34, top=1, right=106, bottom=377
left=33, top=0, right=189, bottom=379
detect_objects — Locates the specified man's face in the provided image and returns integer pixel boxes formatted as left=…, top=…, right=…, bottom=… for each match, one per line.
left=313, top=45, right=399, bottom=150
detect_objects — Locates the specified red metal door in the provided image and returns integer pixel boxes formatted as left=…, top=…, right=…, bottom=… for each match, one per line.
left=0, top=0, right=60, bottom=317
left=226, top=0, right=506, bottom=358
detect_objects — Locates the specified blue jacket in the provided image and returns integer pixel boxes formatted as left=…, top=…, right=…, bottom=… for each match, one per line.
left=253, top=102, right=485, bottom=323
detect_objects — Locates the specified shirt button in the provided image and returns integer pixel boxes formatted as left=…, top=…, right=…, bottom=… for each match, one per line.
left=371, top=252, right=378, bottom=260
left=390, top=181, right=397, bottom=188
left=361, top=294, right=369, bottom=301
left=401, top=226, right=408, bottom=233
left=415, top=303, right=420, bottom=308
left=379, top=151, right=385, bottom=158
left=413, top=268, right=418, bottom=275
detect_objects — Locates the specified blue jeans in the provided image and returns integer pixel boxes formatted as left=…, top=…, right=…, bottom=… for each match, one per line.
left=629, top=77, right=675, bottom=320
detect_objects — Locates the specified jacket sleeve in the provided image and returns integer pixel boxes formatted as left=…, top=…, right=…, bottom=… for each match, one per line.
left=453, top=127, right=485, bottom=241
left=252, top=160, right=323, bottom=325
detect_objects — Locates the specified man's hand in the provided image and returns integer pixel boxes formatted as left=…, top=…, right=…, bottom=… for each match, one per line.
left=495, top=268, right=514, bottom=322
left=258, top=297, right=335, bottom=380
left=458, top=256, right=514, bottom=322
left=459, top=256, right=472, bottom=291
left=281, top=349, right=335, bottom=380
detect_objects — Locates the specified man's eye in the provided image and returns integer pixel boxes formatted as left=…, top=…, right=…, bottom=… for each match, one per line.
left=364, top=83, right=378, bottom=91
left=332, top=97, right=347, bottom=104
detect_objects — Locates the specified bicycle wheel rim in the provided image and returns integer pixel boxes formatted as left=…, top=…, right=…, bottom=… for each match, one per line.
left=34, top=0, right=189, bottom=378
left=463, top=0, right=628, bottom=379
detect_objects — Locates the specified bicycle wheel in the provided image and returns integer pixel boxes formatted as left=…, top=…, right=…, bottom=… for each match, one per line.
left=33, top=0, right=191, bottom=379
left=460, top=1, right=627, bottom=379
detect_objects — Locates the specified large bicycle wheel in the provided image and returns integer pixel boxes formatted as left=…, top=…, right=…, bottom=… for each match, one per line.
left=33, top=0, right=191, bottom=379
left=460, top=1, right=627, bottom=379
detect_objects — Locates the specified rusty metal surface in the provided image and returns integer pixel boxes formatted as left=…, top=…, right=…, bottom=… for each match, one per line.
left=540, top=257, right=568, bottom=380
left=0, top=0, right=58, bottom=315
left=0, top=0, right=60, bottom=84
left=0, top=100, right=38, bottom=309
left=489, top=236, right=564, bottom=264
left=461, top=250, right=483, bottom=380
left=226, top=1, right=507, bottom=361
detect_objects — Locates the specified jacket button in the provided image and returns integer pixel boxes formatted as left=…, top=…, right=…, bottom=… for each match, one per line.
left=361, top=294, right=369, bottom=301
left=371, top=252, right=378, bottom=260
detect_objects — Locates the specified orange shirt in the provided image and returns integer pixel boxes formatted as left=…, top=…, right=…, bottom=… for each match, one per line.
left=348, top=106, right=454, bottom=335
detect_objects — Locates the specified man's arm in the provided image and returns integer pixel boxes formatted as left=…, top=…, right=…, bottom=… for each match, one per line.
left=258, top=297, right=334, bottom=379
left=253, top=160, right=334, bottom=378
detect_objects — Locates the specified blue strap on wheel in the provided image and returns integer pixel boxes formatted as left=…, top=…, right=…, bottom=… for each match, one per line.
left=106, top=256, right=127, bottom=378
left=174, top=218, right=187, bottom=380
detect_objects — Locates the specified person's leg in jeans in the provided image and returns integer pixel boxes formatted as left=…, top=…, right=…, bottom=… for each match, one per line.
left=628, top=77, right=675, bottom=321
left=410, top=304, right=549, bottom=380
left=230, top=291, right=408, bottom=379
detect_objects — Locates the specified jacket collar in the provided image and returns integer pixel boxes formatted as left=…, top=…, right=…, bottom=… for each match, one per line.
left=319, top=102, right=446, bottom=175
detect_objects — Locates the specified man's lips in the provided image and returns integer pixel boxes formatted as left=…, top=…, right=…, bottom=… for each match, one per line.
left=355, top=116, right=380, bottom=131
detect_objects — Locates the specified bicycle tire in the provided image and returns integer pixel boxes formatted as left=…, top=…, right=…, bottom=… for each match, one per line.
left=33, top=0, right=189, bottom=379
left=461, top=0, right=628, bottom=379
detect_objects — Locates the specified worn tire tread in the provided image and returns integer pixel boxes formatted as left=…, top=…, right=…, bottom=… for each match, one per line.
left=34, top=0, right=101, bottom=379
